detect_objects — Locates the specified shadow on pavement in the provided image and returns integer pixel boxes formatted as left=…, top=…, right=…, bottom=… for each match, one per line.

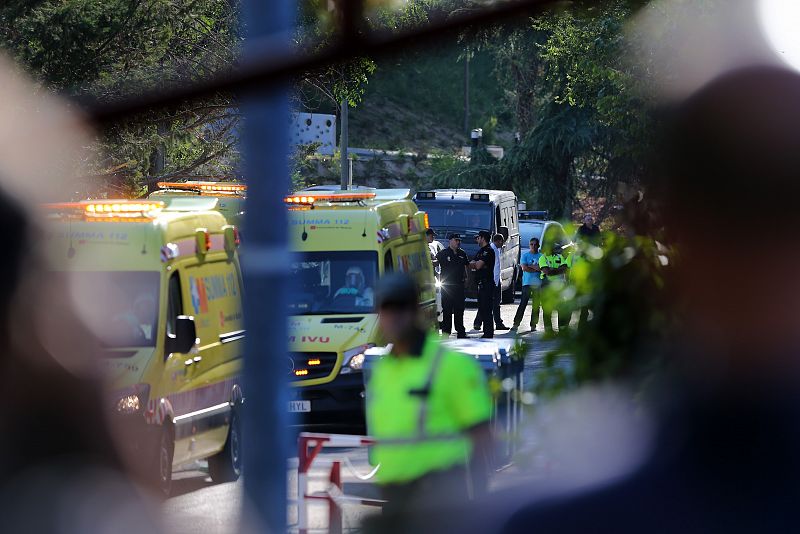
left=169, top=470, right=216, bottom=499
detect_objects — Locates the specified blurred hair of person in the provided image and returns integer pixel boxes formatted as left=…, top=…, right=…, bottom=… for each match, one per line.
left=0, top=58, right=161, bottom=532
left=496, top=65, right=800, bottom=533
left=0, top=187, right=161, bottom=533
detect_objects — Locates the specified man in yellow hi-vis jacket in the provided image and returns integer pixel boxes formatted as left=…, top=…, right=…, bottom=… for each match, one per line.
left=365, top=273, right=493, bottom=532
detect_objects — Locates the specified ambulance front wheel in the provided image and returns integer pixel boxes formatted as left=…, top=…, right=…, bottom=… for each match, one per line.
left=209, top=411, right=242, bottom=483
left=155, top=423, right=175, bottom=497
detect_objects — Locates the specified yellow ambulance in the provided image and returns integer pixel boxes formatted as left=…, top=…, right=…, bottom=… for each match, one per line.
left=149, top=181, right=247, bottom=227
left=43, top=198, right=245, bottom=495
left=285, top=189, right=435, bottom=426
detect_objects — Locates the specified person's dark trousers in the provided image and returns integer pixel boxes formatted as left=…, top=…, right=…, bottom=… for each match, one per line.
left=365, top=466, right=471, bottom=534
left=441, top=287, right=466, bottom=335
left=513, top=285, right=541, bottom=328
left=579, top=306, right=590, bottom=328
left=475, top=280, right=503, bottom=329
left=476, top=281, right=494, bottom=338
left=492, top=281, right=503, bottom=326
left=556, top=301, right=572, bottom=332
left=540, top=282, right=556, bottom=334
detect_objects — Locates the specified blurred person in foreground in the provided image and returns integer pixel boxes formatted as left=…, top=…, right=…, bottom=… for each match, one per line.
left=365, top=273, right=493, bottom=533
left=0, top=188, right=160, bottom=533
left=498, top=66, right=800, bottom=533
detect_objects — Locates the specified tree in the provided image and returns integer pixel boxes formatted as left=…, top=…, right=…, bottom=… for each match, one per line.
left=0, top=0, right=242, bottom=196
left=428, top=0, right=655, bottom=218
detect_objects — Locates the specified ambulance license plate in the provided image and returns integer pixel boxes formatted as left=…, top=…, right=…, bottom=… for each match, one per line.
left=288, top=400, right=311, bottom=413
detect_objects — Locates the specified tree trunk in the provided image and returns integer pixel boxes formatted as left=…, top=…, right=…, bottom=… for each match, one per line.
left=147, top=121, right=169, bottom=194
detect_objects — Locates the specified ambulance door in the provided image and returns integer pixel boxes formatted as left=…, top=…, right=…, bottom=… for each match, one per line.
left=177, top=260, right=239, bottom=460
left=160, top=270, right=197, bottom=465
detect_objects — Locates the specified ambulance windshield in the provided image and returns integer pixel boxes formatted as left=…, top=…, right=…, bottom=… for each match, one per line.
left=419, top=204, right=493, bottom=231
left=69, top=271, right=160, bottom=348
left=289, top=251, right=378, bottom=315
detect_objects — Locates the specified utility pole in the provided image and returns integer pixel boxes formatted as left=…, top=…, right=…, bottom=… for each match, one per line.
left=340, top=97, right=350, bottom=190
left=464, top=50, right=470, bottom=137
left=241, top=0, right=292, bottom=531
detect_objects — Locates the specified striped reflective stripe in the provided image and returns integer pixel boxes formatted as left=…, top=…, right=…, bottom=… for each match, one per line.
left=417, top=346, right=447, bottom=436
left=172, top=401, right=231, bottom=423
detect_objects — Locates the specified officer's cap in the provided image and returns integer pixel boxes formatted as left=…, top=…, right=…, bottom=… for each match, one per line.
left=375, top=273, right=419, bottom=310
left=425, top=228, right=436, bottom=236
left=477, top=230, right=492, bottom=241
left=447, top=232, right=461, bottom=240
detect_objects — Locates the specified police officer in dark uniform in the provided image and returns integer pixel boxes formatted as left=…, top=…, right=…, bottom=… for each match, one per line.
left=469, top=230, right=496, bottom=339
left=436, top=233, right=469, bottom=338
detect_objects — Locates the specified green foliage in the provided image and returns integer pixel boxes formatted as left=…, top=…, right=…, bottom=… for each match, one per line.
left=0, top=0, right=241, bottom=194
left=290, top=142, right=323, bottom=192
left=296, top=0, right=431, bottom=110
left=462, top=0, right=657, bottom=218
left=533, top=232, right=673, bottom=398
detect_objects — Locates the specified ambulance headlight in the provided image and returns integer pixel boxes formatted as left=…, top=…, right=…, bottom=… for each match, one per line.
left=348, top=353, right=366, bottom=370
left=113, top=383, right=150, bottom=415
left=117, top=394, right=141, bottom=414
left=435, top=279, right=443, bottom=289
left=341, top=344, right=375, bottom=374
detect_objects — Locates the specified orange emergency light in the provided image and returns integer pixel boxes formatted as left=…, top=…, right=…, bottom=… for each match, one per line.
left=43, top=200, right=165, bottom=221
left=157, top=181, right=247, bottom=195
left=284, top=192, right=376, bottom=206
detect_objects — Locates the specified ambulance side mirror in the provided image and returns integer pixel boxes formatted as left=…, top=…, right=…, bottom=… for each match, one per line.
left=167, top=315, right=197, bottom=355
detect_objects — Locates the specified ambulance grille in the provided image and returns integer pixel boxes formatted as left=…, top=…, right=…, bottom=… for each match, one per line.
left=289, top=352, right=338, bottom=380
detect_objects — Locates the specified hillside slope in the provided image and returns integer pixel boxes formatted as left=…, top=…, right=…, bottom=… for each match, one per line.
left=349, top=44, right=511, bottom=153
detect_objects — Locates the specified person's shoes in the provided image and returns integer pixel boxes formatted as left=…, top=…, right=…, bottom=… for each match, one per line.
left=456, top=332, right=468, bottom=339
left=480, top=335, right=494, bottom=339
left=496, top=323, right=510, bottom=330
left=510, top=324, right=519, bottom=331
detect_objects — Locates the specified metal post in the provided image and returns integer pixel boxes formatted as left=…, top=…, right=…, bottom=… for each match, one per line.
left=329, top=461, right=343, bottom=534
left=241, top=0, right=293, bottom=531
left=340, top=98, right=349, bottom=190
left=464, top=50, right=470, bottom=137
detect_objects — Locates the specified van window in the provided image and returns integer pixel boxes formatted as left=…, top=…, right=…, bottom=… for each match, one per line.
left=166, top=272, right=183, bottom=342
left=384, top=250, right=394, bottom=273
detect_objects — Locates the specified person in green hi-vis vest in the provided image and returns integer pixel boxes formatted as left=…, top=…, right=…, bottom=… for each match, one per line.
left=365, top=273, right=493, bottom=534
left=538, top=243, right=571, bottom=333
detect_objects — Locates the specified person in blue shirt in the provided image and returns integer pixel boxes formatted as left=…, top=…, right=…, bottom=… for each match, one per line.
left=512, top=237, right=543, bottom=331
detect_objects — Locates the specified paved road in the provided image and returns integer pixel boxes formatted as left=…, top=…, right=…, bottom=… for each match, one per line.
left=163, top=300, right=560, bottom=533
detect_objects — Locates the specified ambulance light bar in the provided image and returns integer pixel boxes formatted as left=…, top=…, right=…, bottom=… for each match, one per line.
left=157, top=181, right=247, bottom=193
left=284, top=192, right=376, bottom=205
left=44, top=200, right=165, bottom=219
